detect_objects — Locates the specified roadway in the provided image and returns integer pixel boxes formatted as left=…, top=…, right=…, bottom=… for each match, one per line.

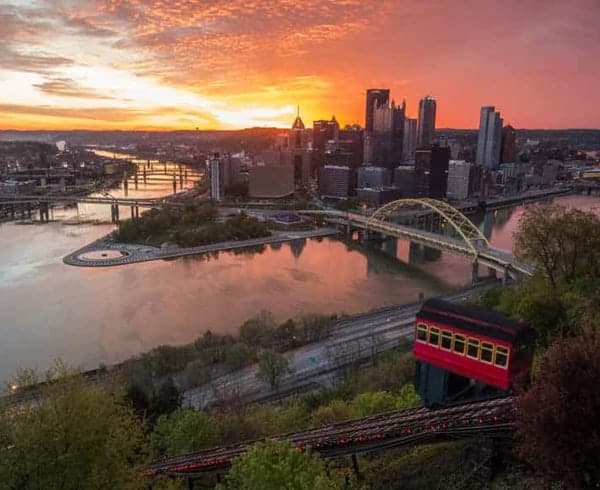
left=183, top=281, right=499, bottom=409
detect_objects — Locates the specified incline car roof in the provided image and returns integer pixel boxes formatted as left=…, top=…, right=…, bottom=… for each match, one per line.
left=417, top=297, right=533, bottom=343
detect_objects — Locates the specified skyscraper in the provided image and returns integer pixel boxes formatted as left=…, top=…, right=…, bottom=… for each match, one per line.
left=417, top=95, right=436, bottom=148
left=415, top=146, right=449, bottom=198
left=402, top=118, right=418, bottom=161
left=209, top=153, right=222, bottom=201
left=365, top=89, right=390, bottom=132
left=476, top=106, right=503, bottom=168
left=501, top=124, right=517, bottom=163
left=369, top=99, right=405, bottom=168
left=290, top=106, right=307, bottom=150
left=313, top=116, right=339, bottom=152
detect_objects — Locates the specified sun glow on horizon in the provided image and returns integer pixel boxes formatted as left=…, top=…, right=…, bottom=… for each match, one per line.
left=1, top=0, right=600, bottom=130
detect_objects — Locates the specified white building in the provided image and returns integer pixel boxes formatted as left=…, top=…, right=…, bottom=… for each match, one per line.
left=209, top=155, right=222, bottom=201
left=476, top=106, right=503, bottom=169
left=446, top=160, right=472, bottom=200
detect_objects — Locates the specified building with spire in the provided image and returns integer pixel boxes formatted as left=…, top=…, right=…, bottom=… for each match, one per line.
left=290, top=105, right=307, bottom=150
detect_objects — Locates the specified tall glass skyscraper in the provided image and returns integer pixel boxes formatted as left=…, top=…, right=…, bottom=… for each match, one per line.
left=417, top=95, right=436, bottom=148
left=365, top=89, right=390, bottom=132
left=476, top=106, right=503, bottom=169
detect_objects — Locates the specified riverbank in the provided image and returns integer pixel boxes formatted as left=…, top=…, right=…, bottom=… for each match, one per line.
left=62, top=227, right=340, bottom=267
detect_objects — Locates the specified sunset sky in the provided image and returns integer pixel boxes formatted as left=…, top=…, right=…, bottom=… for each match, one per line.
left=1, top=0, right=599, bottom=130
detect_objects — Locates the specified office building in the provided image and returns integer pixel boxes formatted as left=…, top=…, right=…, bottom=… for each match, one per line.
left=356, top=187, right=402, bottom=207
left=357, top=166, right=392, bottom=188
left=248, top=165, right=295, bottom=198
left=318, top=165, right=355, bottom=199
left=209, top=154, right=222, bottom=201
left=446, top=160, right=474, bottom=201
left=313, top=116, right=339, bottom=152
left=402, top=118, right=418, bottom=161
left=417, top=95, right=436, bottom=148
left=476, top=106, right=503, bottom=169
left=393, top=165, right=416, bottom=197
left=501, top=125, right=517, bottom=163
left=336, top=126, right=364, bottom=168
left=369, top=99, right=405, bottom=167
left=290, top=107, right=307, bottom=150
left=365, top=89, right=390, bottom=132
left=415, top=146, right=450, bottom=198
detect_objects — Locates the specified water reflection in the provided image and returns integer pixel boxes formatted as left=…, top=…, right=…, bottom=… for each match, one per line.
left=0, top=193, right=599, bottom=383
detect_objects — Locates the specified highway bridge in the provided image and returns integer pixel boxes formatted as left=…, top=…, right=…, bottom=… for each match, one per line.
left=145, top=396, right=515, bottom=480
left=300, top=198, right=533, bottom=280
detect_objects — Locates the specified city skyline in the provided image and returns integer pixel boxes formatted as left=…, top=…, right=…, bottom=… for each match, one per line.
left=2, top=0, right=600, bottom=131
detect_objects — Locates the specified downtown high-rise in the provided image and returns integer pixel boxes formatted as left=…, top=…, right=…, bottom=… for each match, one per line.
left=365, top=89, right=390, bottom=132
left=476, top=106, right=503, bottom=168
left=417, top=95, right=436, bottom=148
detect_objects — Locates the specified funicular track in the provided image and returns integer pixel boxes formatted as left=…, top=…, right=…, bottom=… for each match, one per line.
left=145, top=396, right=515, bottom=477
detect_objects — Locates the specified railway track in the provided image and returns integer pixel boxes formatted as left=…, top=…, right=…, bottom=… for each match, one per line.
left=145, top=396, right=515, bottom=477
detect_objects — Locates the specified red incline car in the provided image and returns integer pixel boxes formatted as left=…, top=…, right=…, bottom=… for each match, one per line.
left=414, top=298, right=535, bottom=391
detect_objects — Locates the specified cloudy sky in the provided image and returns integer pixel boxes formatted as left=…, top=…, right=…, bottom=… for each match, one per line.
left=1, top=0, right=599, bottom=130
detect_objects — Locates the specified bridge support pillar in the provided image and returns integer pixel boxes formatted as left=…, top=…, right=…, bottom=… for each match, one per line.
left=39, top=202, right=49, bottom=222
left=471, top=260, right=479, bottom=284
left=27, top=203, right=32, bottom=219
left=111, top=204, right=120, bottom=224
left=488, top=267, right=497, bottom=279
left=351, top=453, right=362, bottom=480
left=172, top=175, right=177, bottom=194
left=135, top=206, right=139, bottom=219
left=134, top=173, right=138, bottom=190
left=131, top=206, right=135, bottom=220
left=123, top=178, right=129, bottom=197
left=502, top=265, right=509, bottom=286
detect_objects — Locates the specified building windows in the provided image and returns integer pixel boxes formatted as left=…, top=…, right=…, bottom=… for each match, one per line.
left=467, top=338, right=480, bottom=359
left=416, top=324, right=428, bottom=343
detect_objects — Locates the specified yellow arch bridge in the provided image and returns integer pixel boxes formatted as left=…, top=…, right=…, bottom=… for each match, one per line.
left=301, top=198, right=533, bottom=283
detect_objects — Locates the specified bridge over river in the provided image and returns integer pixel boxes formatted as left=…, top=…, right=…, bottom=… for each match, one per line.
left=300, top=198, right=533, bottom=281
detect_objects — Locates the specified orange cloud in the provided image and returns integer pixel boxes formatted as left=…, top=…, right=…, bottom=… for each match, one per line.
left=1, top=0, right=600, bottom=130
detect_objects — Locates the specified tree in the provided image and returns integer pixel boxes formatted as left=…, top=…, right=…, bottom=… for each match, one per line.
left=256, top=349, right=293, bottom=390
left=224, top=342, right=256, bottom=371
left=149, top=409, right=217, bottom=458
left=149, top=378, right=181, bottom=419
left=239, top=311, right=276, bottom=348
left=515, top=205, right=600, bottom=291
left=222, top=440, right=339, bottom=490
left=0, top=362, right=144, bottom=489
left=516, top=336, right=600, bottom=488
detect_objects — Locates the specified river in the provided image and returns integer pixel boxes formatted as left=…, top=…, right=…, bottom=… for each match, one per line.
left=0, top=159, right=598, bottom=384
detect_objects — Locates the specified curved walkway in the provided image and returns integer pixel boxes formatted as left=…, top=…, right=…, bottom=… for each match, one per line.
left=63, top=228, right=339, bottom=267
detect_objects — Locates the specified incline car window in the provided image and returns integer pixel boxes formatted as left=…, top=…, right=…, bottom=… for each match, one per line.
left=481, top=342, right=494, bottom=363
left=417, top=324, right=428, bottom=342
left=428, top=327, right=440, bottom=346
left=453, top=334, right=465, bottom=354
left=441, top=331, right=452, bottom=350
left=467, top=338, right=480, bottom=358
left=495, top=346, right=509, bottom=368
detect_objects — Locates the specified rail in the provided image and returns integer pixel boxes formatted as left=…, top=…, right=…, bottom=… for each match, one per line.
left=145, top=396, right=515, bottom=477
